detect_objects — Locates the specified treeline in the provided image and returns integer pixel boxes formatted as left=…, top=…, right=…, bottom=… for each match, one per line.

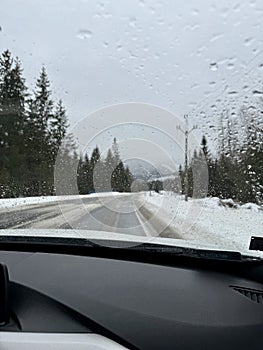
left=0, top=50, right=71, bottom=197
left=180, top=106, right=263, bottom=204
left=77, top=138, right=133, bottom=194
left=0, top=50, right=133, bottom=198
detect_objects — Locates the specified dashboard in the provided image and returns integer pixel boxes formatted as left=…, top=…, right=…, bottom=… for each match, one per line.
left=0, top=247, right=263, bottom=349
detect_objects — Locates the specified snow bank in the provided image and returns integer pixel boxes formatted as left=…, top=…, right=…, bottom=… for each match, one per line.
left=241, top=202, right=262, bottom=213
left=0, top=192, right=128, bottom=209
left=0, top=196, right=64, bottom=209
left=86, top=192, right=128, bottom=198
left=139, top=192, right=263, bottom=256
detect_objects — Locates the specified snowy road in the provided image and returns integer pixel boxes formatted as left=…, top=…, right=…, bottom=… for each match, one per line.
left=0, top=194, right=179, bottom=237
left=0, top=192, right=262, bottom=257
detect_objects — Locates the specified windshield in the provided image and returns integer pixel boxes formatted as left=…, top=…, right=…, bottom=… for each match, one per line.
left=0, top=0, right=262, bottom=258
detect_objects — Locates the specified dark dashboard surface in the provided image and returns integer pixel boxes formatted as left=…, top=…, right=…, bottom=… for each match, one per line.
left=0, top=249, right=263, bottom=350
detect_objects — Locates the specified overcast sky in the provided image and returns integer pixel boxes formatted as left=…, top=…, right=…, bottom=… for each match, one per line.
left=1, top=0, right=262, bottom=168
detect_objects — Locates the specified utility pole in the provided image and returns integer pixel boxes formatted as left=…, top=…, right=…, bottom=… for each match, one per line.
left=177, top=115, right=197, bottom=202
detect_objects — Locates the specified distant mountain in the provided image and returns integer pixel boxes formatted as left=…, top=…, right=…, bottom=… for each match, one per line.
left=124, top=159, right=161, bottom=180
left=125, top=159, right=178, bottom=181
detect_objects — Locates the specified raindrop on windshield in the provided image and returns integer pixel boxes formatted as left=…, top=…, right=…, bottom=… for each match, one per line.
left=244, top=37, right=253, bottom=46
left=252, top=90, right=263, bottom=96
left=209, top=62, right=218, bottom=71
left=227, top=63, right=234, bottom=70
left=77, top=29, right=92, bottom=40
left=129, top=17, right=137, bottom=27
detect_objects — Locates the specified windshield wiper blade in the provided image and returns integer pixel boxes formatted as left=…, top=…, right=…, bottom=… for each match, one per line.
left=0, top=235, right=259, bottom=262
left=91, top=240, right=254, bottom=262
left=125, top=243, right=244, bottom=261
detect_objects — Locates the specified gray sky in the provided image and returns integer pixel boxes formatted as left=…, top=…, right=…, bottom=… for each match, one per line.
left=1, top=0, right=263, bottom=164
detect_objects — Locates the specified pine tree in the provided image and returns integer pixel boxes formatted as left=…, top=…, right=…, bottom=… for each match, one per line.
left=112, top=137, right=120, bottom=166
left=201, top=136, right=210, bottom=159
left=0, top=50, right=71, bottom=198
left=112, top=160, right=126, bottom=192
left=51, top=99, right=68, bottom=156
left=200, top=136, right=217, bottom=197
left=110, top=138, right=132, bottom=192
left=34, top=66, right=53, bottom=127
left=77, top=156, right=85, bottom=194
left=54, top=134, right=78, bottom=195
left=124, top=166, right=133, bottom=192
left=89, top=146, right=101, bottom=193
left=239, top=107, right=263, bottom=203
left=24, top=66, right=54, bottom=195
left=178, top=164, right=184, bottom=194
left=0, top=51, right=27, bottom=197
left=77, top=153, right=91, bottom=194
left=105, top=149, right=115, bottom=170
left=104, top=149, right=115, bottom=192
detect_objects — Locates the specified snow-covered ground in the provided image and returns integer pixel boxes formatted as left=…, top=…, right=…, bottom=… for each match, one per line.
left=0, top=191, right=262, bottom=258
left=138, top=191, right=263, bottom=256
left=0, top=192, right=128, bottom=209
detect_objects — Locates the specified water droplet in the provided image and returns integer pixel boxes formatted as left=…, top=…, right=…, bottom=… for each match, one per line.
left=252, top=90, right=263, bottom=96
left=233, top=3, right=240, bottom=11
left=77, top=29, right=92, bottom=40
left=129, top=17, right=137, bottom=27
left=242, top=85, right=249, bottom=91
left=209, top=62, right=218, bottom=71
left=227, top=63, right=234, bottom=70
left=129, top=51, right=137, bottom=59
left=143, top=45, right=149, bottom=52
left=191, top=8, right=199, bottom=16
left=157, top=18, right=165, bottom=26
left=210, top=33, right=223, bottom=43
left=244, top=37, right=253, bottom=46
left=191, top=83, right=199, bottom=89
left=220, top=7, right=229, bottom=17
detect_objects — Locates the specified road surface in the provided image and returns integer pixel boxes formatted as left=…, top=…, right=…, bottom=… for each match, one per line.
left=0, top=194, right=177, bottom=237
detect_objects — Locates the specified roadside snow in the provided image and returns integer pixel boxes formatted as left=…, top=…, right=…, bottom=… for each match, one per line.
left=139, top=192, right=263, bottom=256
left=240, top=202, right=261, bottom=213
left=0, top=192, right=128, bottom=209
left=0, top=196, right=66, bottom=209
